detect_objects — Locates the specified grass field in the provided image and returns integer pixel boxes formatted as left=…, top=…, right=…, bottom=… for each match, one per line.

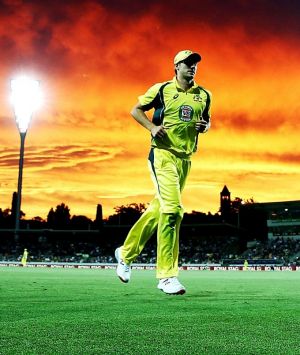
left=0, top=268, right=299, bottom=355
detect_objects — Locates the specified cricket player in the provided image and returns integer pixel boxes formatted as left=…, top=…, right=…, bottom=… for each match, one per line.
left=115, top=50, right=212, bottom=295
left=21, top=248, right=28, bottom=266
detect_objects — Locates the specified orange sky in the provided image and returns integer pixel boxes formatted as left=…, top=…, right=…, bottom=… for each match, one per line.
left=1, top=0, right=300, bottom=220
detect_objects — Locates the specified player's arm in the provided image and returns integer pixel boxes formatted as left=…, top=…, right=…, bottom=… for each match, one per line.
left=131, top=102, right=166, bottom=138
left=195, top=118, right=211, bottom=133
left=195, top=89, right=212, bottom=134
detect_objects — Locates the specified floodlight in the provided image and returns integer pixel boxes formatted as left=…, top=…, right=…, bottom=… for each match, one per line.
left=10, top=76, right=42, bottom=133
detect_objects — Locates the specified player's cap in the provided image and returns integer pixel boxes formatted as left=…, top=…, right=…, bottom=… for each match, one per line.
left=174, top=50, right=201, bottom=65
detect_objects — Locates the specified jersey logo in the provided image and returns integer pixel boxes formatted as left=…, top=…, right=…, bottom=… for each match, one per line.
left=173, top=94, right=179, bottom=99
left=193, top=94, right=202, bottom=102
left=179, top=105, right=194, bottom=122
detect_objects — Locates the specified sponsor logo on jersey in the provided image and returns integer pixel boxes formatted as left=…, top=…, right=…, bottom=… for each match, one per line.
left=193, top=94, right=202, bottom=102
left=179, top=105, right=194, bottom=122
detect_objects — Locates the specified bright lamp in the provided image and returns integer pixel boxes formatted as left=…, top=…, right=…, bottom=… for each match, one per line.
left=10, top=76, right=42, bottom=133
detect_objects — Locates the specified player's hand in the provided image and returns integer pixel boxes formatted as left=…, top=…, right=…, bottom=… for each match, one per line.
left=151, top=125, right=167, bottom=138
left=195, top=119, right=210, bottom=133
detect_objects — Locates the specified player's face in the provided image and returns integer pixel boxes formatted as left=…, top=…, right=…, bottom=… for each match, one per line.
left=176, top=59, right=198, bottom=80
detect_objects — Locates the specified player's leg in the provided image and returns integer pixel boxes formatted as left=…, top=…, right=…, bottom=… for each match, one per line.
left=170, top=157, right=190, bottom=275
left=154, top=151, right=188, bottom=294
left=149, top=149, right=190, bottom=282
left=121, top=197, right=160, bottom=264
left=156, top=211, right=183, bottom=278
left=115, top=197, right=160, bottom=282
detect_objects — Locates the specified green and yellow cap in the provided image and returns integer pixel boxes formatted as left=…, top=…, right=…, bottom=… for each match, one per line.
left=174, top=50, right=201, bottom=64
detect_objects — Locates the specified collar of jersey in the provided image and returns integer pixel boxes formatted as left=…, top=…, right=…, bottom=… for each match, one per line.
left=173, top=76, right=198, bottom=92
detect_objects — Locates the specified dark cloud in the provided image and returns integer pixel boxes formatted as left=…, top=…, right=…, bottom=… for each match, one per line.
left=249, top=151, right=300, bottom=165
left=0, top=34, right=15, bottom=53
left=214, top=111, right=300, bottom=132
left=98, top=0, right=300, bottom=38
left=265, top=152, right=300, bottom=164
left=209, top=147, right=300, bottom=165
left=1, top=0, right=299, bottom=219
left=1, top=0, right=299, bottom=81
left=0, top=144, right=119, bottom=169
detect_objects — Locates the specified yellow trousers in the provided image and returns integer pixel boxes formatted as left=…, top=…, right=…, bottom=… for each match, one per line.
left=121, top=148, right=191, bottom=278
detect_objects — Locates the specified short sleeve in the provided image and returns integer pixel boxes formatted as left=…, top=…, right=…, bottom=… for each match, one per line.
left=138, top=83, right=164, bottom=109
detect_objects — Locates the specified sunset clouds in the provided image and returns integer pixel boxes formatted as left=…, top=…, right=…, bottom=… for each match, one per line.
left=1, top=0, right=300, bottom=219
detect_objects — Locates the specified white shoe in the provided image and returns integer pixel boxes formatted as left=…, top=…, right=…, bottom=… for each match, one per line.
left=157, top=277, right=186, bottom=295
left=115, top=247, right=131, bottom=283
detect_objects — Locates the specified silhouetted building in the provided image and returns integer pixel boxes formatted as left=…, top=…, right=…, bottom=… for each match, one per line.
left=263, top=201, right=300, bottom=239
left=238, top=200, right=300, bottom=241
left=220, top=185, right=231, bottom=221
left=11, top=192, right=18, bottom=223
left=95, top=204, right=103, bottom=227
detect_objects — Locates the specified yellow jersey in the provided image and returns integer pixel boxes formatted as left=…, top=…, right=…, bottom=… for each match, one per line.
left=139, top=77, right=212, bottom=158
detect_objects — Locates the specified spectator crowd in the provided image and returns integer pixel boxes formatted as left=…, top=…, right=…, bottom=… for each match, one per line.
left=1, top=235, right=299, bottom=266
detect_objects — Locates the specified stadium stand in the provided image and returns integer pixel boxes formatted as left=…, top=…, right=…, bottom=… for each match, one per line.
left=1, top=234, right=299, bottom=266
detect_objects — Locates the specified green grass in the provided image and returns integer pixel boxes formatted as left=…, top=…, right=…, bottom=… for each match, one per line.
left=0, top=268, right=299, bottom=355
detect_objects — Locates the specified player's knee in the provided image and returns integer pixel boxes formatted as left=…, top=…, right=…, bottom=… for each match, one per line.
left=175, top=207, right=184, bottom=219
left=162, top=206, right=184, bottom=220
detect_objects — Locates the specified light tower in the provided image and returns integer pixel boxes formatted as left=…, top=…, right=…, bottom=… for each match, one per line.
left=10, top=75, right=42, bottom=238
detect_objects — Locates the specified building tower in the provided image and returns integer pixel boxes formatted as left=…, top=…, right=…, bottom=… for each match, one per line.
left=220, top=185, right=231, bottom=221
left=11, top=191, right=18, bottom=223
left=95, top=204, right=103, bottom=227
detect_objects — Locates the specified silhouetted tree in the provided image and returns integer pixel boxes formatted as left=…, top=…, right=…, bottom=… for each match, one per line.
left=27, top=216, right=46, bottom=229
left=47, top=208, right=55, bottom=228
left=0, top=208, right=3, bottom=226
left=71, top=215, right=93, bottom=230
left=222, top=196, right=256, bottom=226
left=0, top=208, right=13, bottom=228
left=47, top=203, right=71, bottom=229
left=107, top=203, right=147, bottom=225
left=183, top=210, right=221, bottom=224
left=33, top=216, right=45, bottom=223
